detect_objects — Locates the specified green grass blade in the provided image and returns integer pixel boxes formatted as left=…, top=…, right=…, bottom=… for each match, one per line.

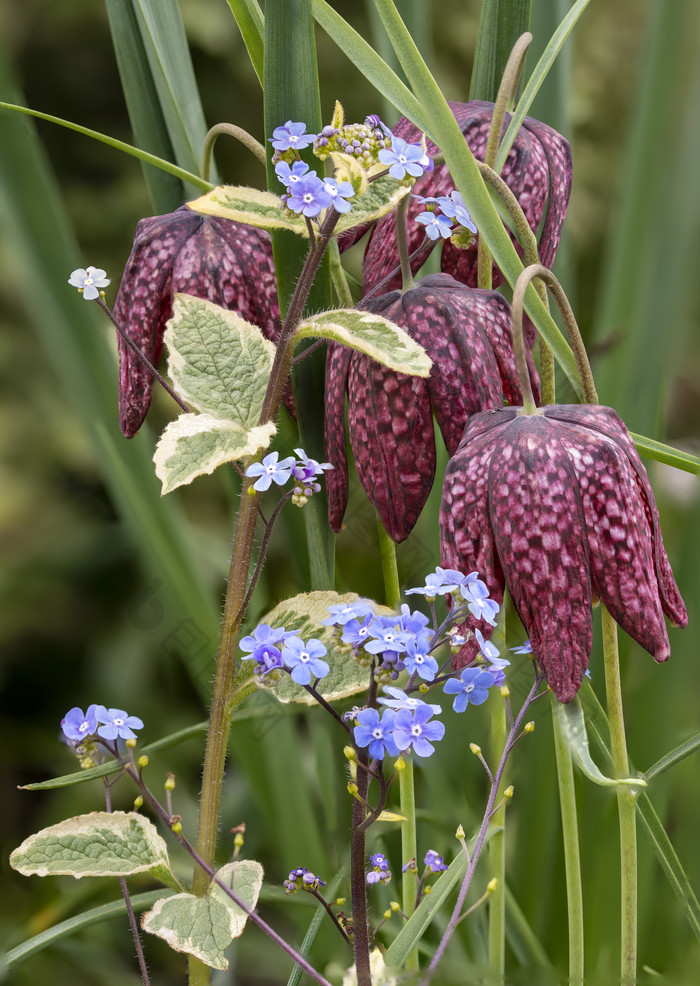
left=630, top=433, right=700, bottom=475
left=580, top=683, right=700, bottom=943
left=495, top=0, right=592, bottom=172
left=311, top=0, right=428, bottom=132
left=129, top=0, right=217, bottom=188
left=265, top=0, right=334, bottom=589
left=645, top=732, right=700, bottom=782
left=591, top=0, right=700, bottom=436
left=0, top=101, right=212, bottom=190
left=504, top=884, right=554, bottom=968
left=0, top=56, right=219, bottom=698
left=469, top=0, right=532, bottom=103
left=370, top=0, right=582, bottom=397
left=224, top=0, right=265, bottom=87
left=105, top=0, right=184, bottom=212
left=286, top=869, right=343, bottom=986
left=19, top=722, right=208, bottom=790
left=636, top=795, right=700, bottom=943
left=384, top=844, right=469, bottom=966
left=5, top=890, right=170, bottom=966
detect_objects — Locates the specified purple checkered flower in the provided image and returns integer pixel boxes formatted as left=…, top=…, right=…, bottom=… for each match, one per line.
left=440, top=404, right=688, bottom=702
left=355, top=100, right=572, bottom=297
left=325, top=275, right=539, bottom=541
left=113, top=206, right=281, bottom=437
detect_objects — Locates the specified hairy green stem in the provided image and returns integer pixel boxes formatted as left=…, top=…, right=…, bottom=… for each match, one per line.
left=377, top=519, right=401, bottom=610
left=473, top=161, right=554, bottom=404
left=509, top=272, right=538, bottom=414
left=395, top=194, right=415, bottom=291
left=487, top=690, right=507, bottom=974
left=514, top=264, right=597, bottom=404
left=189, top=206, right=340, bottom=986
left=399, top=759, right=419, bottom=971
left=375, top=521, right=418, bottom=969
left=552, top=695, right=584, bottom=985
left=602, top=607, right=637, bottom=984
left=328, top=238, right=354, bottom=307
left=201, top=122, right=266, bottom=181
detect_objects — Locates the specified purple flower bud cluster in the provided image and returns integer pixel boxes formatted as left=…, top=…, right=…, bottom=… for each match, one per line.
left=61, top=705, right=144, bottom=743
left=366, top=852, right=392, bottom=885
left=245, top=448, right=333, bottom=504
left=283, top=866, right=327, bottom=895
left=313, top=117, right=390, bottom=167
left=423, top=849, right=448, bottom=873
left=240, top=624, right=329, bottom=685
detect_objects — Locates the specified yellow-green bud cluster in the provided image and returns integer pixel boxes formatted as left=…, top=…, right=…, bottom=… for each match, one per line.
left=314, top=120, right=390, bottom=169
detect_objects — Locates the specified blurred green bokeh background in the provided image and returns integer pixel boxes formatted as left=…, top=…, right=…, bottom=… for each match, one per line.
left=1, top=1, right=699, bottom=983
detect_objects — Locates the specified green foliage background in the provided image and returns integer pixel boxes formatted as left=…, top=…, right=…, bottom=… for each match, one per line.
left=0, top=1, right=699, bottom=983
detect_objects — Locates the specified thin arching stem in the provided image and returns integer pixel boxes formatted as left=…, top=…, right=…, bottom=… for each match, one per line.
left=201, top=123, right=267, bottom=181
left=478, top=32, right=533, bottom=290
left=513, top=264, right=598, bottom=404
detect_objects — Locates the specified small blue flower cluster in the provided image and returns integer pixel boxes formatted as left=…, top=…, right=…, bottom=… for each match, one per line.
left=366, top=852, right=391, bottom=885
left=283, top=866, right=327, bottom=895
left=269, top=117, right=432, bottom=222
left=240, top=625, right=329, bottom=685
left=61, top=705, right=143, bottom=743
left=413, top=189, right=478, bottom=241
left=242, top=567, right=524, bottom=758
left=245, top=448, right=333, bottom=505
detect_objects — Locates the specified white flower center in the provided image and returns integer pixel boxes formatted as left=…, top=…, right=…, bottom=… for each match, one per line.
left=113, top=717, right=125, bottom=727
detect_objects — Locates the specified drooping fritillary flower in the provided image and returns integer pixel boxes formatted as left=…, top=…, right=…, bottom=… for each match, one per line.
left=440, top=404, right=687, bottom=702
left=113, top=206, right=281, bottom=437
left=354, top=100, right=571, bottom=296
left=325, top=273, right=540, bottom=541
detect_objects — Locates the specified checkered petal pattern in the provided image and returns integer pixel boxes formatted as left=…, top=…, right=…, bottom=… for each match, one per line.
left=440, top=405, right=687, bottom=701
left=325, top=275, right=539, bottom=542
left=114, top=206, right=281, bottom=437
left=357, top=100, right=572, bottom=297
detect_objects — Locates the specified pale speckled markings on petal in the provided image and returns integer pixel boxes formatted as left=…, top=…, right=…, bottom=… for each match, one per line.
left=398, top=279, right=506, bottom=453
left=544, top=405, right=687, bottom=629
left=521, top=115, right=573, bottom=269
left=440, top=416, right=507, bottom=670
left=324, top=343, right=353, bottom=532
left=114, top=207, right=284, bottom=437
left=555, top=423, right=672, bottom=662
left=347, top=353, right=435, bottom=542
left=488, top=415, right=593, bottom=702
